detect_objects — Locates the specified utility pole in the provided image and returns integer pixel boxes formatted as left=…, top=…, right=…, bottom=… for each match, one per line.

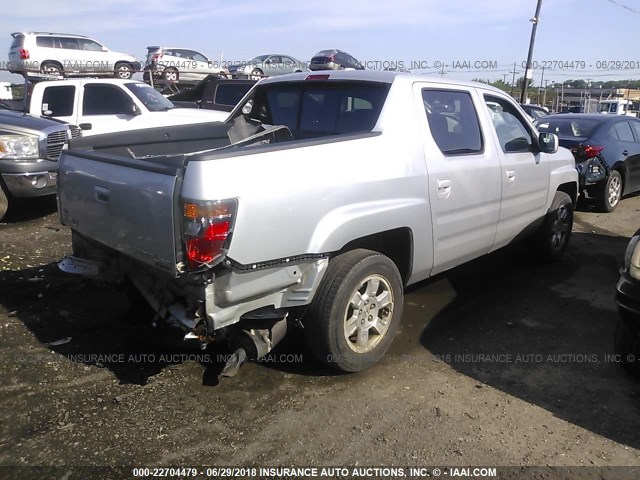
left=502, top=73, right=508, bottom=84
left=439, top=63, right=446, bottom=77
left=510, top=62, right=518, bottom=97
left=537, top=66, right=545, bottom=105
left=542, top=79, right=551, bottom=107
left=520, top=0, right=543, bottom=104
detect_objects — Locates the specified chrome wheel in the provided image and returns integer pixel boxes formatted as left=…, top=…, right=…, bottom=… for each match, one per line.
left=164, top=69, right=178, bottom=82
left=608, top=175, right=622, bottom=208
left=116, top=64, right=133, bottom=79
left=551, top=204, right=570, bottom=249
left=343, top=274, right=394, bottom=353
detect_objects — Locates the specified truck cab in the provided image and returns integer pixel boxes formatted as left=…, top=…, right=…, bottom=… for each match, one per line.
left=28, top=79, right=228, bottom=135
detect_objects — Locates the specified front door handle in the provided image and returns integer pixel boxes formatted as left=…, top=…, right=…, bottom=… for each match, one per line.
left=437, top=179, right=451, bottom=199
left=622, top=150, right=629, bottom=156
left=506, top=169, right=516, bottom=183
left=79, top=123, right=92, bottom=130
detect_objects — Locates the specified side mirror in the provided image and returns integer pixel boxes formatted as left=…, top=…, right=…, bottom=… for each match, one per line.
left=131, top=103, right=142, bottom=116
left=42, top=109, right=52, bottom=116
left=101, top=46, right=108, bottom=52
left=538, top=132, right=558, bottom=154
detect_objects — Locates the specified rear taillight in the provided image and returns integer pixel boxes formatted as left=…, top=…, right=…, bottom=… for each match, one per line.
left=577, top=144, right=604, bottom=159
left=182, top=199, right=237, bottom=270
left=19, top=49, right=29, bottom=60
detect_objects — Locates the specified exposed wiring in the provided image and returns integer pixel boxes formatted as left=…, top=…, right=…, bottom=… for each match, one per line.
left=606, top=0, right=640, bottom=14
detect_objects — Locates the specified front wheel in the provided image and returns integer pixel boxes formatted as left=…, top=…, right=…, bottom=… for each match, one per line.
left=304, top=249, right=403, bottom=372
left=162, top=68, right=179, bottom=83
left=532, top=191, right=573, bottom=262
left=250, top=68, right=263, bottom=80
left=599, top=170, right=622, bottom=212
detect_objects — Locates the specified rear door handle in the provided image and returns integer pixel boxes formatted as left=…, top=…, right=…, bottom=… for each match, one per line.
left=79, top=123, right=92, bottom=130
left=622, top=150, right=629, bottom=156
left=95, top=186, right=109, bottom=203
left=506, top=169, right=516, bottom=183
left=437, top=179, right=451, bottom=199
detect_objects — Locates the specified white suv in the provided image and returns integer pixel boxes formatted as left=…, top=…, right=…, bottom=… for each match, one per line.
left=8, top=32, right=141, bottom=80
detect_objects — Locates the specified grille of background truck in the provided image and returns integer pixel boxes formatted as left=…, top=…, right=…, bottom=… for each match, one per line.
left=46, top=130, right=68, bottom=160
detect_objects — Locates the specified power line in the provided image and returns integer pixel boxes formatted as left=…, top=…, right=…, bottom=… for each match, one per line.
left=606, top=0, right=640, bottom=14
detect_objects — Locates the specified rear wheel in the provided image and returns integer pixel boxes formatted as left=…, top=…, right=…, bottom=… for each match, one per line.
left=0, top=184, right=9, bottom=221
left=532, top=191, right=573, bottom=262
left=304, top=249, right=403, bottom=372
left=599, top=170, right=622, bottom=212
left=162, top=67, right=179, bottom=82
left=114, top=62, right=133, bottom=80
left=40, top=61, right=62, bottom=77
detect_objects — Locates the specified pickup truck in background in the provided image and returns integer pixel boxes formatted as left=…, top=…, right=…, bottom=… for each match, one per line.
left=57, top=71, right=578, bottom=376
left=26, top=79, right=228, bottom=136
left=167, top=75, right=256, bottom=113
left=0, top=110, right=80, bottom=220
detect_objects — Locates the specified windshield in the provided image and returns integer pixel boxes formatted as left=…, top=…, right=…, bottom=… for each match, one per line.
left=249, top=55, right=270, bottom=63
left=536, top=118, right=601, bottom=138
left=598, top=102, right=617, bottom=113
left=125, top=83, right=174, bottom=111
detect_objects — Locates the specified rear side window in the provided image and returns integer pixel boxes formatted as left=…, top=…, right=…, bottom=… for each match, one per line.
left=42, top=85, right=75, bottom=117
left=630, top=121, right=640, bottom=142
left=611, top=122, right=635, bottom=142
left=214, top=84, right=251, bottom=107
left=422, top=89, right=483, bottom=155
left=83, top=84, right=133, bottom=115
left=36, top=36, right=55, bottom=48
left=252, top=82, right=389, bottom=136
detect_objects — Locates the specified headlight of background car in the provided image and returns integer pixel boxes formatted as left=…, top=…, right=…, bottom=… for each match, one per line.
left=624, top=234, right=640, bottom=280
left=0, top=134, right=39, bottom=159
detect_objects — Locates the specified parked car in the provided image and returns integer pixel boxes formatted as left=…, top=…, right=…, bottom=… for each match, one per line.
left=167, top=76, right=255, bottom=112
left=144, top=46, right=229, bottom=85
left=536, top=114, right=640, bottom=212
left=227, top=54, right=306, bottom=79
left=520, top=103, right=549, bottom=120
left=25, top=79, right=228, bottom=136
left=8, top=32, right=140, bottom=80
left=0, top=110, right=80, bottom=220
left=309, top=49, right=364, bottom=71
left=615, top=228, right=640, bottom=377
left=57, top=71, right=577, bottom=376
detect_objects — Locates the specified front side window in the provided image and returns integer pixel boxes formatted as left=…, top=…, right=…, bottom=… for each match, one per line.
left=422, top=89, right=483, bottom=155
left=630, top=121, right=640, bottom=143
left=42, top=85, right=75, bottom=116
left=82, top=84, right=135, bottom=115
left=484, top=94, right=533, bottom=153
left=214, top=84, right=252, bottom=107
left=125, top=83, right=174, bottom=112
left=78, top=39, right=103, bottom=51
left=58, top=37, right=80, bottom=50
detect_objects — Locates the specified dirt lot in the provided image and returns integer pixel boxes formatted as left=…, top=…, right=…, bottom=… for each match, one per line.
left=0, top=195, right=640, bottom=479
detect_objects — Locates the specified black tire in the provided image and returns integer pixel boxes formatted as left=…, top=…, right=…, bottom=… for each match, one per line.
left=114, top=62, right=133, bottom=80
left=40, top=61, right=62, bottom=77
left=304, top=249, right=403, bottom=372
left=0, top=183, right=8, bottom=221
left=533, top=191, right=573, bottom=262
left=599, top=170, right=622, bottom=212
left=162, top=67, right=179, bottom=83
left=614, top=311, right=640, bottom=377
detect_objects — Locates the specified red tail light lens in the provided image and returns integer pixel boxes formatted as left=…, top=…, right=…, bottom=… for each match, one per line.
left=19, top=49, right=29, bottom=60
left=577, top=144, right=604, bottom=159
left=182, top=199, right=237, bottom=270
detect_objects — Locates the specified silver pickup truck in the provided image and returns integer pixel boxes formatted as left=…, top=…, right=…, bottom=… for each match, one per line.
left=58, top=71, right=578, bottom=374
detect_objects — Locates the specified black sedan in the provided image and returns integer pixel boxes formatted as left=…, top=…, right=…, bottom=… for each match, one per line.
left=536, top=114, right=640, bottom=212
left=615, top=229, right=640, bottom=377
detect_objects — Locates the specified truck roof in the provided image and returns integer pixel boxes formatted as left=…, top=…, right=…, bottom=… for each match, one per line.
left=33, top=78, right=145, bottom=87
left=258, top=70, right=509, bottom=94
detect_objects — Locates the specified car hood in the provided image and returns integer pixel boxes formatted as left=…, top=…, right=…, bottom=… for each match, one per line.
left=0, top=110, right=67, bottom=133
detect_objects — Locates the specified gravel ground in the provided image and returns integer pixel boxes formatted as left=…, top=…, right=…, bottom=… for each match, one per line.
left=0, top=194, right=639, bottom=480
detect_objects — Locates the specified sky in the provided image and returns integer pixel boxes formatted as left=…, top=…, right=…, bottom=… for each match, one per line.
left=1, top=0, right=640, bottom=85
